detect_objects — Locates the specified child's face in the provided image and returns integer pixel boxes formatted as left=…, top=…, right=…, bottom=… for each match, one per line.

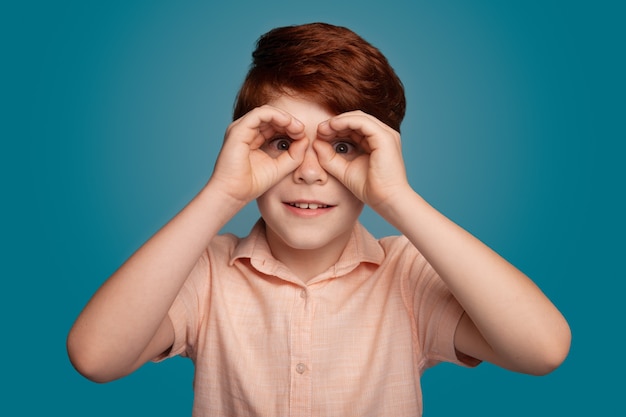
left=256, top=95, right=364, bottom=257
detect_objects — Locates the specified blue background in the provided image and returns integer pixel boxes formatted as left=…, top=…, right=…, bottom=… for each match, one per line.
left=2, top=0, right=623, bottom=415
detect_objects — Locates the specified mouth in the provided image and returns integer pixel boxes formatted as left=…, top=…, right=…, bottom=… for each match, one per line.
left=286, top=202, right=332, bottom=210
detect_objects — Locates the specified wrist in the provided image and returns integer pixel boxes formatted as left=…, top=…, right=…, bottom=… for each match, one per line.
left=372, top=186, right=428, bottom=229
left=370, top=183, right=415, bottom=217
left=199, top=180, right=249, bottom=220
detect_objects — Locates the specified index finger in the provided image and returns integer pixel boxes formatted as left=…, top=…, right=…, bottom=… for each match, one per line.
left=242, top=105, right=306, bottom=147
left=317, top=112, right=394, bottom=153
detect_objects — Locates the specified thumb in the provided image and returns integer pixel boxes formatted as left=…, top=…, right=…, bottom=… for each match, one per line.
left=275, top=136, right=308, bottom=177
left=313, top=140, right=349, bottom=182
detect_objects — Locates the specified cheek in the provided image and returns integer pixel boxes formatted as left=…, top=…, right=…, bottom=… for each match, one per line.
left=256, top=193, right=271, bottom=216
left=255, top=180, right=287, bottom=217
left=342, top=191, right=365, bottom=215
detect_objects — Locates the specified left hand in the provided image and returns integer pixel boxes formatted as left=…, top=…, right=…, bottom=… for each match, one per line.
left=314, top=110, right=411, bottom=213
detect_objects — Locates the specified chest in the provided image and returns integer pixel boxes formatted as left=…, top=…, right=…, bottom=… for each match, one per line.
left=191, top=268, right=423, bottom=416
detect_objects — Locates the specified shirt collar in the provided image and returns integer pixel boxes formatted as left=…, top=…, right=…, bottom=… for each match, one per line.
left=230, top=218, right=384, bottom=283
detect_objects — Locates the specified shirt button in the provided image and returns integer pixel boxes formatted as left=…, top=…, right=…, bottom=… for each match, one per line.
left=296, top=363, right=306, bottom=374
left=300, top=289, right=307, bottom=299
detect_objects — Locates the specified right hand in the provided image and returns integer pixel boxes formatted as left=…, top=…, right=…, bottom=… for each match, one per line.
left=209, top=105, right=307, bottom=203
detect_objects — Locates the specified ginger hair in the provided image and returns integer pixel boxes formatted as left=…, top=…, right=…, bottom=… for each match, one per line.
left=233, top=22, right=406, bottom=132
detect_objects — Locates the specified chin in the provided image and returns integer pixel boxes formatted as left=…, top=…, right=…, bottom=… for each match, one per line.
left=280, top=233, right=337, bottom=251
left=266, top=223, right=351, bottom=253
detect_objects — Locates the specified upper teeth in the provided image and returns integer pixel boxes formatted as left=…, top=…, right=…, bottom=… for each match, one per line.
left=291, top=202, right=327, bottom=209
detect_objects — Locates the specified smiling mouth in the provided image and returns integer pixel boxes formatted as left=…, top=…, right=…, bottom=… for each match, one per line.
left=288, top=202, right=331, bottom=209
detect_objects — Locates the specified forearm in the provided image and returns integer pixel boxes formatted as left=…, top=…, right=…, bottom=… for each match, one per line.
left=67, top=181, right=245, bottom=379
left=314, top=109, right=569, bottom=372
left=378, top=188, right=570, bottom=371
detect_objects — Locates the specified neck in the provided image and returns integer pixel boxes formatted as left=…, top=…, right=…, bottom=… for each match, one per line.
left=265, top=228, right=352, bottom=284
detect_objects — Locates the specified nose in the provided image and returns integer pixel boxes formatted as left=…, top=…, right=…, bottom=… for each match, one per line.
left=293, top=145, right=327, bottom=185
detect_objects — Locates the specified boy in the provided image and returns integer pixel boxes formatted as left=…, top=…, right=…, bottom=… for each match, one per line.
left=67, top=22, right=571, bottom=416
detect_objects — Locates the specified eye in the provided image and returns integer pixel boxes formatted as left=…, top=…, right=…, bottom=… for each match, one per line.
left=262, top=136, right=292, bottom=157
left=333, top=141, right=355, bottom=154
left=271, top=137, right=292, bottom=151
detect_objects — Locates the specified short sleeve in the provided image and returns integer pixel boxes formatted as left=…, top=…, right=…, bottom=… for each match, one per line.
left=378, top=234, right=480, bottom=370
left=402, top=242, right=481, bottom=370
left=153, top=250, right=210, bottom=362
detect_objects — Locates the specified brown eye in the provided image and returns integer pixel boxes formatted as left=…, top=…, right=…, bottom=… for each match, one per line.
left=333, top=141, right=353, bottom=154
left=262, top=136, right=292, bottom=157
left=275, top=139, right=291, bottom=151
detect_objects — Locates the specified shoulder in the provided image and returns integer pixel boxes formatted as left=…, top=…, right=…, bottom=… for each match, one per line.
left=208, top=232, right=241, bottom=254
left=378, top=234, right=421, bottom=263
left=350, top=223, right=421, bottom=266
left=375, top=234, right=440, bottom=286
left=378, top=233, right=413, bottom=250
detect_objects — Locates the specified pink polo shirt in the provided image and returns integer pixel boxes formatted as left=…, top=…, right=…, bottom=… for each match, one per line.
left=161, top=219, right=478, bottom=416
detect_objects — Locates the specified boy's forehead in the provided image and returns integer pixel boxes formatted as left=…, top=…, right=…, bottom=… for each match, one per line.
left=267, top=94, right=334, bottom=120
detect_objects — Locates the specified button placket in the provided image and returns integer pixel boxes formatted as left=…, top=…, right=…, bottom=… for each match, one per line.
left=289, top=286, right=313, bottom=416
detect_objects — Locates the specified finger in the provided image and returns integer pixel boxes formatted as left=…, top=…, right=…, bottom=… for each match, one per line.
left=274, top=136, right=308, bottom=176
left=312, top=140, right=350, bottom=181
left=318, top=112, right=393, bottom=152
left=258, top=115, right=306, bottom=141
left=326, top=115, right=380, bottom=139
left=230, top=105, right=306, bottom=148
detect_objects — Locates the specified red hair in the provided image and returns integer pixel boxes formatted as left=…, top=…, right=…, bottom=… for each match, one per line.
left=233, top=22, right=406, bottom=132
